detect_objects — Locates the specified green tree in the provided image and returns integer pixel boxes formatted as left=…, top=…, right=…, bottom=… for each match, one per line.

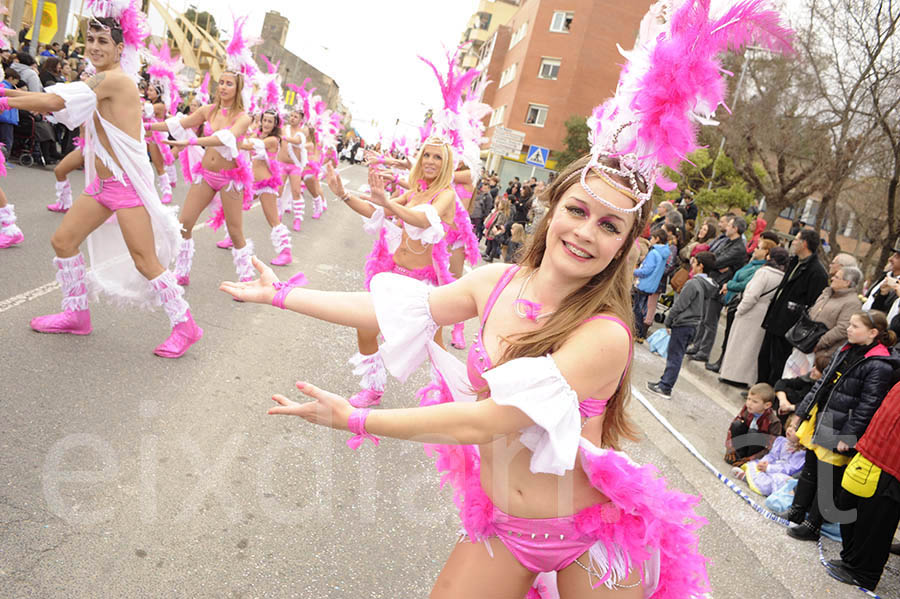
left=652, top=147, right=755, bottom=215
left=184, top=5, right=219, bottom=39
left=554, top=115, right=590, bottom=170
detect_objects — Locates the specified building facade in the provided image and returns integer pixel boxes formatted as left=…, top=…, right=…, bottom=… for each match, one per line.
left=477, top=0, right=654, bottom=176
left=458, top=0, right=521, bottom=69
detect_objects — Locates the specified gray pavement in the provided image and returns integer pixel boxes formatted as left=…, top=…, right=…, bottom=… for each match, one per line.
left=0, top=162, right=896, bottom=598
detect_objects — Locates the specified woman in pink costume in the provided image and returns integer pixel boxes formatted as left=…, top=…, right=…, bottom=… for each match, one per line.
left=242, top=110, right=291, bottom=265
left=303, top=124, right=328, bottom=220
left=322, top=138, right=457, bottom=408
left=150, top=16, right=258, bottom=286
left=276, top=109, right=308, bottom=231
left=0, top=150, right=23, bottom=248
left=143, top=82, right=174, bottom=204
left=221, top=2, right=793, bottom=594
left=3, top=2, right=203, bottom=358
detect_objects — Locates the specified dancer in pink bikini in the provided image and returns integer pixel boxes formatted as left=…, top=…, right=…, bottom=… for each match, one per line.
left=321, top=140, right=457, bottom=408
left=150, top=15, right=257, bottom=286
left=221, top=1, right=793, bottom=595
left=2, top=1, right=202, bottom=358
left=242, top=110, right=292, bottom=266
left=276, top=109, right=308, bottom=231
left=143, top=73, right=174, bottom=204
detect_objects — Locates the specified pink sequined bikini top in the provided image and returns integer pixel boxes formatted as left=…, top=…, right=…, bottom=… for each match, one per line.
left=466, top=265, right=633, bottom=418
left=454, top=182, right=473, bottom=201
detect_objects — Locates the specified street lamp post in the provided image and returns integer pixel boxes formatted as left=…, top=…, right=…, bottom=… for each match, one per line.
left=31, top=0, right=46, bottom=57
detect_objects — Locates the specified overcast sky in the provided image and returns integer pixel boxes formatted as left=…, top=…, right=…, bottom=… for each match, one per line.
left=140, top=0, right=480, bottom=142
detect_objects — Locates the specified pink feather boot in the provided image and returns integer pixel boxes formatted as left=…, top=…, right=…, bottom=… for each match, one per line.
left=292, top=196, right=304, bottom=231
left=311, top=195, right=323, bottom=220
left=0, top=204, right=24, bottom=248
left=174, top=238, right=194, bottom=286
left=269, top=224, right=292, bottom=266
left=150, top=270, right=202, bottom=358
left=166, top=163, right=177, bottom=189
left=348, top=350, right=386, bottom=407
left=450, top=322, right=466, bottom=350
left=47, top=180, right=72, bottom=213
left=30, top=254, right=92, bottom=335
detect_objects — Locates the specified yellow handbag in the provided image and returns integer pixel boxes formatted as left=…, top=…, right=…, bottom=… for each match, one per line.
left=842, top=452, right=882, bottom=498
left=796, top=405, right=851, bottom=467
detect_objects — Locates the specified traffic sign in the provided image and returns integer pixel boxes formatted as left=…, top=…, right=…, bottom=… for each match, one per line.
left=525, top=145, right=549, bottom=167
left=490, top=126, right=525, bottom=157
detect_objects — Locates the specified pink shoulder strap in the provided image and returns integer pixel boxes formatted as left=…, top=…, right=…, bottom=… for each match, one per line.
left=584, top=315, right=633, bottom=391
left=482, top=266, right=520, bottom=326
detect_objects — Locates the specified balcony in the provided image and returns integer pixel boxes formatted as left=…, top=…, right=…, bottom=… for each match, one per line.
left=461, top=53, right=478, bottom=69
left=465, top=27, right=490, bottom=44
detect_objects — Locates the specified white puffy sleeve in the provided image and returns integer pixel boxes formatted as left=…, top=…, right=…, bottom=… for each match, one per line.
left=370, top=273, right=439, bottom=382
left=248, top=138, right=267, bottom=161
left=483, top=356, right=582, bottom=476
left=165, top=116, right=187, bottom=140
left=361, top=206, right=385, bottom=236
left=404, top=204, right=445, bottom=245
left=45, top=82, right=96, bottom=129
left=212, top=129, right=239, bottom=159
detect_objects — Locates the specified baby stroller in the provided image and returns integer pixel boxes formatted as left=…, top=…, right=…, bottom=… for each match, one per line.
left=10, top=111, right=42, bottom=167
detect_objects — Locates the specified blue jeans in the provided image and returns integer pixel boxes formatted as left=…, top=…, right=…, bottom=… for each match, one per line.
left=632, top=289, right=650, bottom=338
left=659, top=325, right=695, bottom=392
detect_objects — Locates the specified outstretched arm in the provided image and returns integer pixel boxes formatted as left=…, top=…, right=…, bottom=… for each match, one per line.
left=323, top=162, right=376, bottom=218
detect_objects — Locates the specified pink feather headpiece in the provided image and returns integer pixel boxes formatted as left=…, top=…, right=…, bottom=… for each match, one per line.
left=251, top=55, right=284, bottom=116
left=85, top=0, right=149, bottom=77
left=145, top=43, right=184, bottom=115
left=584, top=0, right=793, bottom=212
left=195, top=72, right=211, bottom=105
left=419, top=45, right=492, bottom=178
left=224, top=14, right=261, bottom=109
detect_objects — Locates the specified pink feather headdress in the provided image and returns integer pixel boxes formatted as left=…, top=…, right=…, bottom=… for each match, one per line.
left=419, top=45, right=492, bottom=178
left=85, top=0, right=149, bottom=78
left=224, top=14, right=261, bottom=109
left=584, top=0, right=793, bottom=212
left=145, top=43, right=185, bottom=115
left=252, top=55, right=284, bottom=116
left=195, top=72, right=211, bottom=105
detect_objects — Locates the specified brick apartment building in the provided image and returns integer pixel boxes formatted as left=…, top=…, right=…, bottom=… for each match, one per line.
left=470, top=0, right=653, bottom=180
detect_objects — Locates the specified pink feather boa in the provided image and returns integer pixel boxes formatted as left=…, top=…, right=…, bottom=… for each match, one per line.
left=252, top=174, right=283, bottom=193
left=447, top=199, right=480, bottom=266
left=149, top=129, right=175, bottom=166
left=194, top=156, right=255, bottom=230
left=0, top=145, right=6, bottom=177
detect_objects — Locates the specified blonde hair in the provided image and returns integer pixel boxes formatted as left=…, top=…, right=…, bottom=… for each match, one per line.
left=212, top=71, right=245, bottom=118
left=407, top=138, right=454, bottom=193
left=497, top=154, right=652, bottom=449
left=510, top=222, right=525, bottom=244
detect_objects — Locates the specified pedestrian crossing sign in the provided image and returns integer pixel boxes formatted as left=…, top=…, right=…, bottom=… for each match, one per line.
left=525, top=145, right=549, bottom=167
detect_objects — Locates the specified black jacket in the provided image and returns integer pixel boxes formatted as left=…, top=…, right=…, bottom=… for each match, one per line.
left=762, top=254, right=828, bottom=336
left=795, top=343, right=899, bottom=450
left=708, top=235, right=747, bottom=286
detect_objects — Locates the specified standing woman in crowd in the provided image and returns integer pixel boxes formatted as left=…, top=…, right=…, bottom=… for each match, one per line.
left=719, top=246, right=788, bottom=387
left=783, top=311, right=899, bottom=542
left=680, top=216, right=717, bottom=260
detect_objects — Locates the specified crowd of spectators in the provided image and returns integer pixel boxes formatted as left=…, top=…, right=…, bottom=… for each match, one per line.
left=0, top=35, right=89, bottom=163
left=635, top=193, right=900, bottom=593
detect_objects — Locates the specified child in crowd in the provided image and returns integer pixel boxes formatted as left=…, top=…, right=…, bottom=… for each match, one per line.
left=505, top=222, right=525, bottom=263
left=725, top=383, right=783, bottom=467
left=773, top=352, right=830, bottom=429
left=632, top=228, right=670, bottom=341
left=733, top=435, right=806, bottom=495
left=646, top=251, right=718, bottom=399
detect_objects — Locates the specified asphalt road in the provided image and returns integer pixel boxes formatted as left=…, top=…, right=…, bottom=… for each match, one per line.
left=1, top=162, right=896, bottom=598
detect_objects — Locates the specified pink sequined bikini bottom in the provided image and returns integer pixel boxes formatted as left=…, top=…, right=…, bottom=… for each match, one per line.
left=85, top=174, right=143, bottom=211
left=196, top=166, right=245, bottom=193
left=391, top=262, right=438, bottom=286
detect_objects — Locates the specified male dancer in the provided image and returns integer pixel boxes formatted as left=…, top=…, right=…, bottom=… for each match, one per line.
left=0, top=12, right=202, bottom=357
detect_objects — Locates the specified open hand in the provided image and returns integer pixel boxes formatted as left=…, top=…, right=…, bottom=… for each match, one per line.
left=324, top=162, right=346, bottom=197
left=837, top=440, right=851, bottom=453
left=219, top=256, right=280, bottom=303
left=268, top=381, right=353, bottom=431
left=367, top=167, right=390, bottom=207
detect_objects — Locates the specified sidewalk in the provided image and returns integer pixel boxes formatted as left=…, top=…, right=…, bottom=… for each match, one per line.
left=630, top=319, right=900, bottom=599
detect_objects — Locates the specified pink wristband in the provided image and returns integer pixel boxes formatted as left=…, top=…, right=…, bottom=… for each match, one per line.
left=0, top=97, right=10, bottom=111
left=346, top=408, right=380, bottom=449
left=0, top=88, right=7, bottom=97
left=188, top=138, right=198, bottom=147
left=271, top=271, right=308, bottom=309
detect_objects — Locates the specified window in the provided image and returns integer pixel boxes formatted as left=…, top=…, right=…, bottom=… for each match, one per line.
left=538, top=58, right=561, bottom=80
left=475, top=12, right=491, bottom=30
left=489, top=105, right=506, bottom=127
left=550, top=11, right=574, bottom=33
left=499, top=63, right=517, bottom=88
left=509, top=21, right=528, bottom=49
left=525, top=104, right=548, bottom=127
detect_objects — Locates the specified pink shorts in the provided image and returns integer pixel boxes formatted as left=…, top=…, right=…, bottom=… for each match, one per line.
left=483, top=506, right=594, bottom=573
left=280, top=163, right=303, bottom=177
left=85, top=174, right=143, bottom=211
